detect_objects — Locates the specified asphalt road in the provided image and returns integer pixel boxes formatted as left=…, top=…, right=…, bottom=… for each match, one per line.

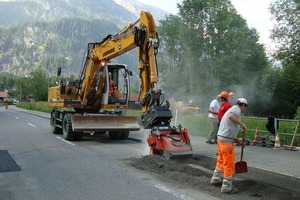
left=0, top=107, right=216, bottom=200
left=1, top=106, right=300, bottom=200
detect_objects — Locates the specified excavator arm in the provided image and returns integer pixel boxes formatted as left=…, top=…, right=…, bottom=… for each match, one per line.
left=79, top=11, right=160, bottom=114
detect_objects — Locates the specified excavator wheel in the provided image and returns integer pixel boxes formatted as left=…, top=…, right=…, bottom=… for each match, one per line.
left=120, top=131, right=129, bottom=139
left=62, top=113, right=77, bottom=141
left=75, top=132, right=83, bottom=141
left=109, top=131, right=122, bottom=140
left=51, top=114, right=62, bottom=134
left=109, top=131, right=129, bottom=140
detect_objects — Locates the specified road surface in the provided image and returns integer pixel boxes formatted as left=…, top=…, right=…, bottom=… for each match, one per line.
left=0, top=106, right=299, bottom=200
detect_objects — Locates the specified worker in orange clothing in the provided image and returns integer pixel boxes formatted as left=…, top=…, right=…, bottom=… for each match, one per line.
left=108, top=73, right=119, bottom=102
left=210, top=98, right=248, bottom=194
left=4, top=99, right=8, bottom=109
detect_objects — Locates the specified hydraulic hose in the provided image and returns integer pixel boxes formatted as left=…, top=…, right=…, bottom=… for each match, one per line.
left=134, top=27, right=146, bottom=47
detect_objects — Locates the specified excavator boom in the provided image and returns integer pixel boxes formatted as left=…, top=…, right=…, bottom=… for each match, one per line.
left=79, top=11, right=159, bottom=114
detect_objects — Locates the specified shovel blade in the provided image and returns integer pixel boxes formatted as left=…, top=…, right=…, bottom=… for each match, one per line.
left=235, top=161, right=248, bottom=174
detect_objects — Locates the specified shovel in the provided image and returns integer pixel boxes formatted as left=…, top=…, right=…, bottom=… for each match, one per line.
left=235, top=130, right=248, bottom=173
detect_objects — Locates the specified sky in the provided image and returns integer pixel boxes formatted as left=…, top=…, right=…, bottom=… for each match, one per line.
left=139, top=0, right=276, bottom=54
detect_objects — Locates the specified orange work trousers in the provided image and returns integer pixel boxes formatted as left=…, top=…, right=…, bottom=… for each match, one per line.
left=216, top=141, right=235, bottom=177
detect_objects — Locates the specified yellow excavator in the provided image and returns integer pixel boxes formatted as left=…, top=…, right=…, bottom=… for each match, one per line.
left=48, top=11, right=193, bottom=158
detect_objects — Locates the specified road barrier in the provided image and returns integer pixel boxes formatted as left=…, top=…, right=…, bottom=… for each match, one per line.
left=242, top=116, right=300, bottom=147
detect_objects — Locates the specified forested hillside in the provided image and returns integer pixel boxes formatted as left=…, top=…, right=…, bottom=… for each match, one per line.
left=1, top=18, right=119, bottom=72
left=0, top=0, right=166, bottom=89
left=0, top=0, right=299, bottom=118
left=0, top=0, right=166, bottom=26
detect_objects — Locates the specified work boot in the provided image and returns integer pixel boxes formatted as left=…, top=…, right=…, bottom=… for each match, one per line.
left=221, top=177, right=239, bottom=194
left=206, top=139, right=214, bottom=144
left=210, top=168, right=223, bottom=185
left=214, top=137, right=218, bottom=144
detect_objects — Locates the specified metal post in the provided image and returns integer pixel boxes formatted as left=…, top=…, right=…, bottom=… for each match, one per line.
left=274, top=117, right=278, bottom=134
left=19, top=79, right=21, bottom=102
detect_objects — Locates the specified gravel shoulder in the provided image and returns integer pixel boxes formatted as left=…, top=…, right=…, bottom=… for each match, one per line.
left=125, top=155, right=300, bottom=200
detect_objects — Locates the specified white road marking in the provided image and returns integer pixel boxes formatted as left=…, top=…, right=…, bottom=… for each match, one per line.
left=28, top=123, right=36, bottom=127
left=56, top=136, right=76, bottom=146
left=15, top=116, right=19, bottom=119
left=155, top=184, right=218, bottom=200
left=154, top=184, right=188, bottom=200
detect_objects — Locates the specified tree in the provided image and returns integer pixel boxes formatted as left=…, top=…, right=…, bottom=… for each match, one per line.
left=268, top=0, right=300, bottom=117
left=15, top=77, right=31, bottom=101
left=157, top=15, right=187, bottom=99
left=29, top=68, right=48, bottom=101
left=157, top=0, right=270, bottom=113
left=270, top=0, right=300, bottom=65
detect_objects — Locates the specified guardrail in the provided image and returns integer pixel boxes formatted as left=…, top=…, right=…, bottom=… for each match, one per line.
left=242, top=116, right=300, bottom=147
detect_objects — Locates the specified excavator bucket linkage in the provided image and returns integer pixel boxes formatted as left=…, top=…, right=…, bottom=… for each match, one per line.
left=147, top=126, right=193, bottom=159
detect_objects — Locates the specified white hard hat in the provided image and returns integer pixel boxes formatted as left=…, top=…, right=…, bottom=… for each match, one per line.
left=237, top=98, right=248, bottom=107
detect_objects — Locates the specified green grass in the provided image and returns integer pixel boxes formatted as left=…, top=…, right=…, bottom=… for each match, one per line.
left=170, top=113, right=300, bottom=146
left=242, top=117, right=300, bottom=147
left=17, top=102, right=300, bottom=146
left=17, top=101, right=54, bottom=113
left=171, top=113, right=211, bottom=137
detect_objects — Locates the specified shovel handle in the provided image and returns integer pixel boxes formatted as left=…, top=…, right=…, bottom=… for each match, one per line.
left=240, top=130, right=245, bottom=162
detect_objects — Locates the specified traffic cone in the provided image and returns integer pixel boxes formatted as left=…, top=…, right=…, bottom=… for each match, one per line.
left=253, top=127, right=259, bottom=145
left=273, top=133, right=282, bottom=150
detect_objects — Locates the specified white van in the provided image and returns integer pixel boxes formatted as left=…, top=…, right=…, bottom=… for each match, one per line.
left=13, top=99, right=19, bottom=105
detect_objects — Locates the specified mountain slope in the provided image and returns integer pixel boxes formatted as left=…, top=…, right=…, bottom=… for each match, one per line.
left=0, top=0, right=168, bottom=26
left=0, top=0, right=169, bottom=77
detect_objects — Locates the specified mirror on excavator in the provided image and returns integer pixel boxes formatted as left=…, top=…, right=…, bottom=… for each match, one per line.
left=57, top=67, right=62, bottom=76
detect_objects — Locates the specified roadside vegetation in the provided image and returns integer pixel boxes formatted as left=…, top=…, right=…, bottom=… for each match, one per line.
left=17, top=101, right=54, bottom=113
left=16, top=101, right=300, bottom=147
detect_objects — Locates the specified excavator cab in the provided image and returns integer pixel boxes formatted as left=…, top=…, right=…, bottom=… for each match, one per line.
left=106, top=64, right=130, bottom=105
left=98, top=63, right=133, bottom=111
